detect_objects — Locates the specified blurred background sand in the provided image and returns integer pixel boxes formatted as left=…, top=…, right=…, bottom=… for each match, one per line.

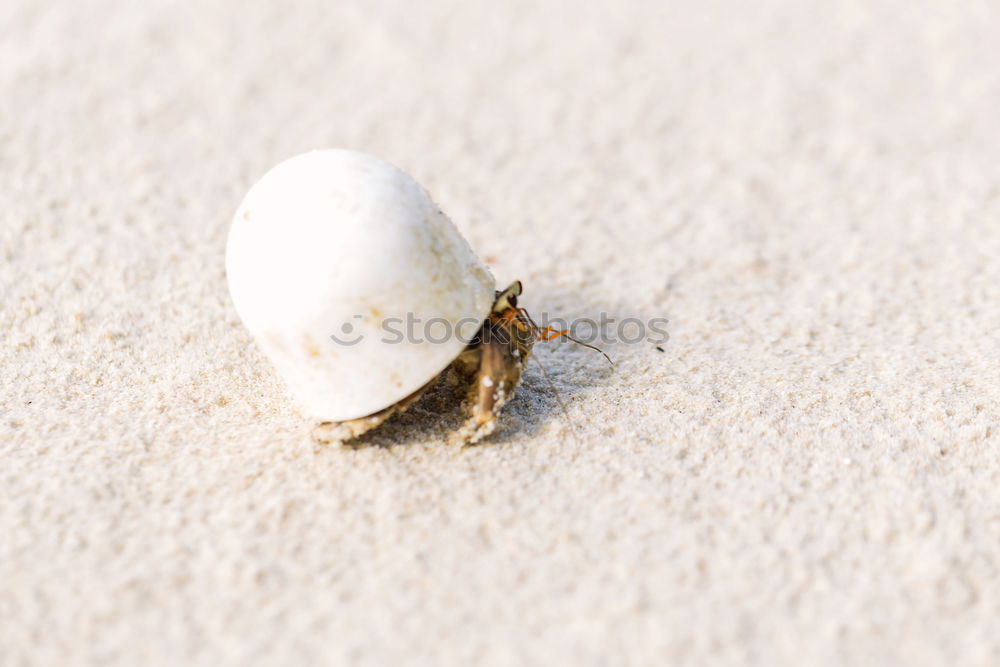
left=2, top=1, right=999, bottom=665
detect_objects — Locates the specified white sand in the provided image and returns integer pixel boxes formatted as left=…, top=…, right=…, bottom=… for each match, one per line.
left=2, top=1, right=999, bottom=665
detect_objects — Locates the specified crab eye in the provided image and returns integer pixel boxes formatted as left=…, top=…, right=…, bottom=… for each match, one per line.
left=492, top=281, right=523, bottom=313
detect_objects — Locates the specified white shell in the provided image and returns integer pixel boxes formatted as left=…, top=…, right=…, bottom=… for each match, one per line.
left=226, top=149, right=496, bottom=421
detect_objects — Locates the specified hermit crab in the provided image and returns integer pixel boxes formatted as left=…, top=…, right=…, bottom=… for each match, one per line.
left=226, top=149, right=605, bottom=445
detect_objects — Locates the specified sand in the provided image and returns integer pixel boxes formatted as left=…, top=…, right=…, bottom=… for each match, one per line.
left=2, top=1, right=999, bottom=665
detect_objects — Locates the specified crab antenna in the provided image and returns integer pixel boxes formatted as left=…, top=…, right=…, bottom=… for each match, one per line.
left=559, top=332, right=614, bottom=366
left=521, top=309, right=614, bottom=366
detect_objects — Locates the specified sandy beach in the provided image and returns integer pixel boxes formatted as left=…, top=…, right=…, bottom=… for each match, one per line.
left=2, top=1, right=999, bottom=664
